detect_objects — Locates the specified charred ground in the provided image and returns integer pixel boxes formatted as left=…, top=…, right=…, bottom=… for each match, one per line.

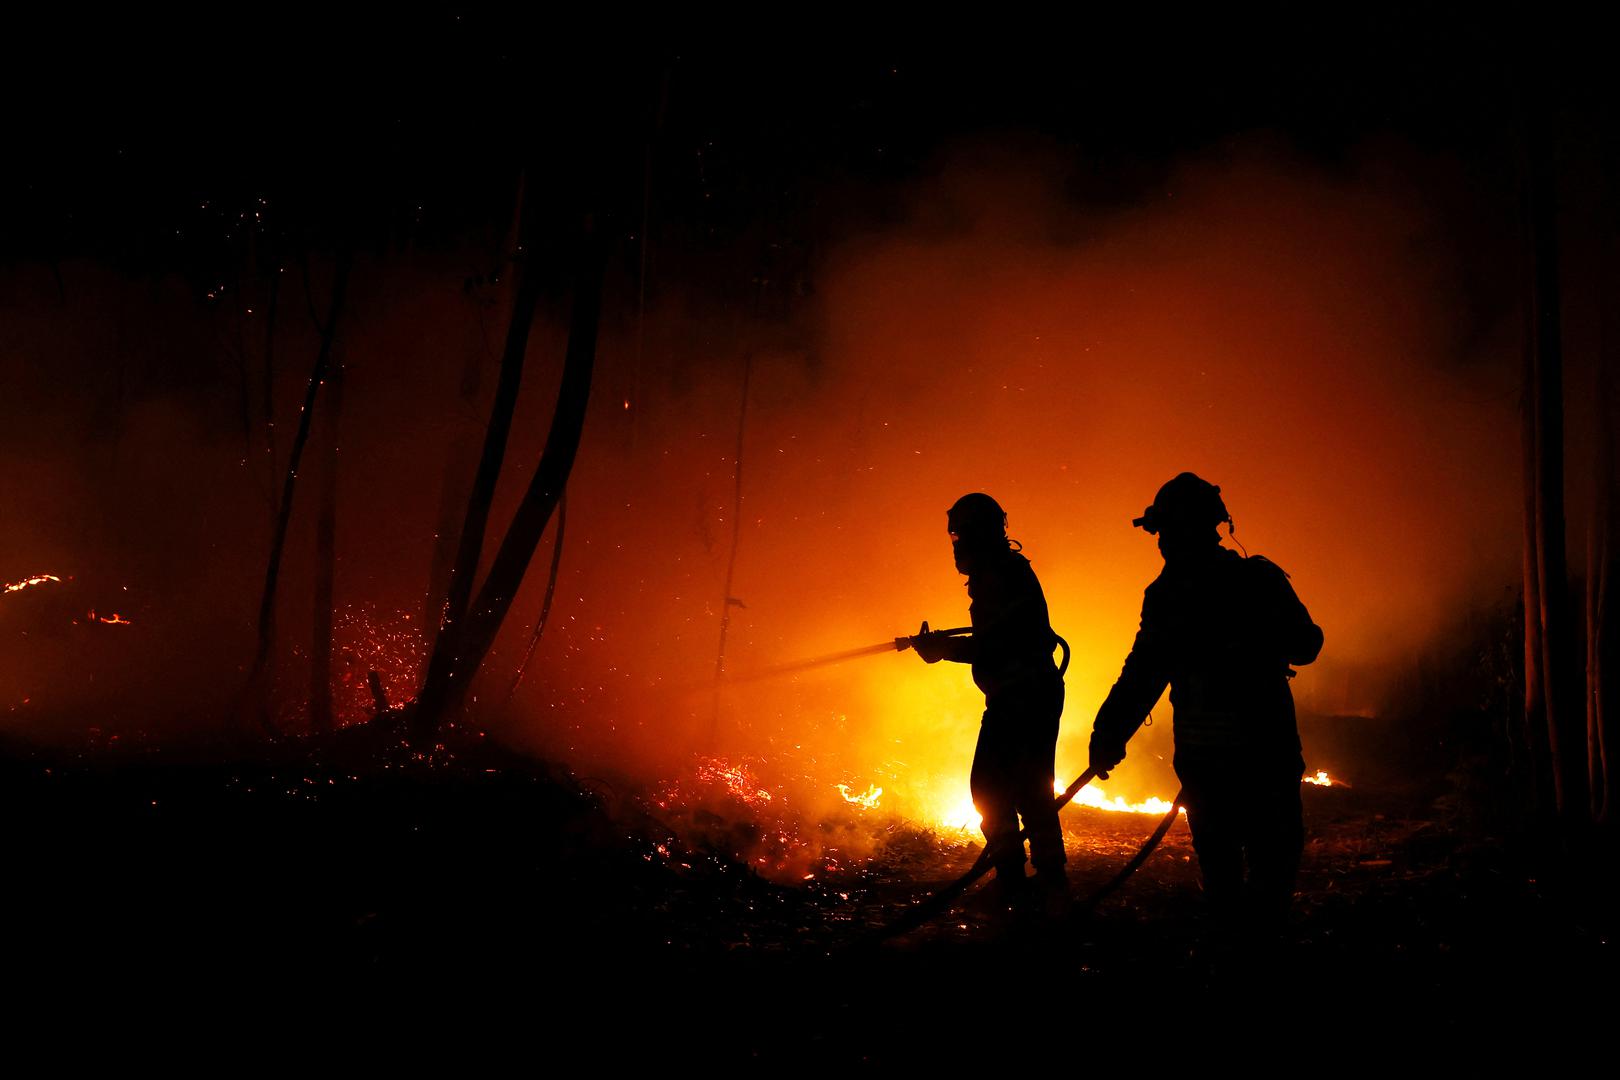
left=3, top=725, right=1610, bottom=1064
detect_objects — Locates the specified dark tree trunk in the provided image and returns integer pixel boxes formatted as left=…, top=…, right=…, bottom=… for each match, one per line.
left=310, top=354, right=344, bottom=735
left=711, top=352, right=754, bottom=743
left=1588, top=470, right=1609, bottom=824
left=242, top=250, right=352, bottom=733
left=507, top=486, right=568, bottom=701
left=424, top=173, right=525, bottom=631
left=1589, top=303, right=1617, bottom=824
left=1524, top=104, right=1585, bottom=822
left=415, top=197, right=546, bottom=729
left=262, top=258, right=282, bottom=529
left=413, top=217, right=607, bottom=741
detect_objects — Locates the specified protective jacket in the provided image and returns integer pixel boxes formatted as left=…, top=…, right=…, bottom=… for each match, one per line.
left=1093, top=547, right=1322, bottom=755
left=937, top=547, right=1061, bottom=697
left=931, top=544, right=1066, bottom=878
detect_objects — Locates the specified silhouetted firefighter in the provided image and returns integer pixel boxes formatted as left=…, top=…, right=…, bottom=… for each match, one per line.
left=915, top=494, right=1067, bottom=907
left=1089, top=473, right=1322, bottom=930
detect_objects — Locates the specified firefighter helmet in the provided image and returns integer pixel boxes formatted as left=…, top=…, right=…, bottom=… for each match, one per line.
left=1132, top=472, right=1230, bottom=535
left=947, top=492, right=1008, bottom=541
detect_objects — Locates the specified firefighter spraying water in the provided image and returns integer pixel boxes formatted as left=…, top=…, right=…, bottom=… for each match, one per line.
left=909, top=493, right=1071, bottom=912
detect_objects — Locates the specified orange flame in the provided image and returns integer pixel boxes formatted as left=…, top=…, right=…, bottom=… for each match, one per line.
left=836, top=783, right=883, bottom=809
left=88, top=610, right=133, bottom=625
left=1069, top=784, right=1184, bottom=816
left=4, top=573, right=62, bottom=594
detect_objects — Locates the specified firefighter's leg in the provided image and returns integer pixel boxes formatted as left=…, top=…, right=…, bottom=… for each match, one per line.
left=970, top=715, right=1025, bottom=884
left=1176, top=754, right=1244, bottom=919
left=1018, top=683, right=1067, bottom=876
left=1242, top=757, right=1305, bottom=928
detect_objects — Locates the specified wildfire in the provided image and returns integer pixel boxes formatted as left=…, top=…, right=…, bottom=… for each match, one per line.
left=837, top=783, right=883, bottom=810
left=1304, top=769, right=1347, bottom=787
left=1070, top=786, right=1183, bottom=816
left=937, top=794, right=981, bottom=832
left=88, top=610, right=132, bottom=625
left=930, top=779, right=1184, bottom=834
left=4, top=573, right=62, bottom=594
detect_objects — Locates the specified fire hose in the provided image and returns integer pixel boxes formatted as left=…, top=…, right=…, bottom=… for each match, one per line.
left=723, top=624, right=1070, bottom=684
left=869, top=770, right=1184, bottom=941
left=719, top=626, right=1177, bottom=937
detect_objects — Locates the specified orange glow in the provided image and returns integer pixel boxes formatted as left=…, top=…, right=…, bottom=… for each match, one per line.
left=1304, top=769, right=1347, bottom=787
left=934, top=793, right=981, bottom=833
left=508, top=156, right=1523, bottom=830
left=89, top=610, right=132, bottom=625
left=0, top=149, right=1517, bottom=843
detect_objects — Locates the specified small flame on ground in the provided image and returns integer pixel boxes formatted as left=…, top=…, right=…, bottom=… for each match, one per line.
left=1304, top=769, right=1347, bottom=787
left=89, top=610, right=132, bottom=625
left=836, top=783, right=883, bottom=810
left=937, top=795, right=981, bottom=832
left=4, top=574, right=62, bottom=594
left=1070, top=785, right=1183, bottom=816
left=932, top=780, right=1182, bottom=834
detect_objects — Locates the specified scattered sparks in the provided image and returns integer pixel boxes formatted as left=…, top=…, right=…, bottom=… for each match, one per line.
left=693, top=757, right=774, bottom=805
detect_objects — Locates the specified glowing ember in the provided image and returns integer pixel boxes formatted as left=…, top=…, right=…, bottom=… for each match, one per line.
left=88, top=610, right=132, bottom=625
left=836, top=783, right=883, bottom=809
left=275, top=604, right=429, bottom=730
left=693, top=757, right=774, bottom=806
left=4, top=573, right=62, bottom=594
left=332, top=604, right=427, bottom=724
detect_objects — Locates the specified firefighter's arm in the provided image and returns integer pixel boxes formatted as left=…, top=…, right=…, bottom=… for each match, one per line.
left=1089, top=593, right=1171, bottom=776
left=967, top=562, right=1046, bottom=658
left=913, top=623, right=975, bottom=664
left=1279, top=577, right=1323, bottom=666
left=1257, top=559, right=1323, bottom=666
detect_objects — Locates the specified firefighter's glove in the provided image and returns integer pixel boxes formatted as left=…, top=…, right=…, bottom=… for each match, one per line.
left=1089, top=732, right=1126, bottom=781
left=913, top=623, right=947, bottom=664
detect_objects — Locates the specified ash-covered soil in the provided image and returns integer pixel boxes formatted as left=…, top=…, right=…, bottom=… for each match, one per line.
left=1, top=732, right=1612, bottom=1065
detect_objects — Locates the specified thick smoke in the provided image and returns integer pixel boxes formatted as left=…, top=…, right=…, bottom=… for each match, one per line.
left=0, top=140, right=1520, bottom=818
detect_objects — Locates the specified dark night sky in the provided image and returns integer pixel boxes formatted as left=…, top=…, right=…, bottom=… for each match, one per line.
left=3, top=9, right=1576, bottom=284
